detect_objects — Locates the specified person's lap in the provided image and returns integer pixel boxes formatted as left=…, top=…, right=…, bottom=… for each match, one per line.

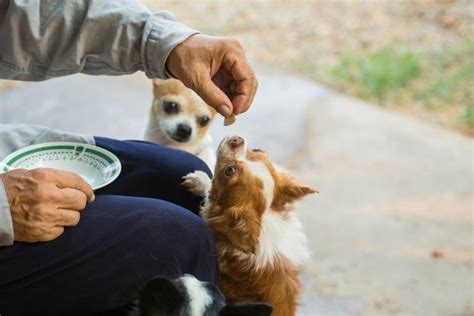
left=94, top=137, right=206, bottom=214
left=0, top=137, right=216, bottom=316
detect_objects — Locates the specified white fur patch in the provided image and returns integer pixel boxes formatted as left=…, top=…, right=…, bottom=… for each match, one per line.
left=256, top=210, right=310, bottom=269
left=182, top=171, right=212, bottom=197
left=245, top=156, right=310, bottom=269
left=181, top=275, right=212, bottom=316
left=197, top=135, right=216, bottom=170
left=247, top=160, right=274, bottom=209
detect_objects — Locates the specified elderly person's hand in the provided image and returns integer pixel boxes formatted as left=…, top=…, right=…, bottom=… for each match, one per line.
left=167, top=34, right=258, bottom=118
left=0, top=168, right=94, bottom=242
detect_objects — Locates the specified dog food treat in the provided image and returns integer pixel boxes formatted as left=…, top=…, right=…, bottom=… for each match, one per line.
left=224, top=114, right=236, bottom=126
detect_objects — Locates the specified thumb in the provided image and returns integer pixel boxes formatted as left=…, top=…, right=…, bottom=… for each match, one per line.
left=194, top=76, right=233, bottom=117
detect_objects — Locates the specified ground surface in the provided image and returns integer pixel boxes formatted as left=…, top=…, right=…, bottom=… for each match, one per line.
left=1, top=68, right=472, bottom=315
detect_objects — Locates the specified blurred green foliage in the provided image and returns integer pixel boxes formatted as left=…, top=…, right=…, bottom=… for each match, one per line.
left=418, top=39, right=473, bottom=104
left=332, top=49, right=420, bottom=100
left=329, top=39, right=474, bottom=132
left=461, top=106, right=474, bottom=128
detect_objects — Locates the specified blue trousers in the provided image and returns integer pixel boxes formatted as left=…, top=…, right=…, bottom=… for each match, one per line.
left=0, top=137, right=218, bottom=316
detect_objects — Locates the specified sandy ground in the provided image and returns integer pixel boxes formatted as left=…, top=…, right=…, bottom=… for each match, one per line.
left=1, top=68, right=472, bottom=315
left=293, top=93, right=473, bottom=316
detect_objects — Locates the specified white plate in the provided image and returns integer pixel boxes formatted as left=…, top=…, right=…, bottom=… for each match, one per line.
left=1, top=142, right=121, bottom=190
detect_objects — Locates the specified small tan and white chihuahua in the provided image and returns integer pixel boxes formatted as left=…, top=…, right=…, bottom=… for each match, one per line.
left=143, top=79, right=217, bottom=169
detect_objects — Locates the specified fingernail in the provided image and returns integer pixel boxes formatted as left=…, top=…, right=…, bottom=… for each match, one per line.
left=218, top=105, right=231, bottom=116
left=90, top=193, right=95, bottom=203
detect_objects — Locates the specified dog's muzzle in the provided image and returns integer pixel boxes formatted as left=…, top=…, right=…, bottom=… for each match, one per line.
left=171, top=123, right=192, bottom=142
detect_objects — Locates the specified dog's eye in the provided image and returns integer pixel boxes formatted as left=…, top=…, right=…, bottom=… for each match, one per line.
left=252, top=148, right=265, bottom=153
left=163, top=101, right=179, bottom=113
left=224, top=166, right=238, bottom=177
left=199, top=116, right=210, bottom=127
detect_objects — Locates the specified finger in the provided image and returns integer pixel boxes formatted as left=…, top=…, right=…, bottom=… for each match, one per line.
left=222, top=56, right=257, bottom=114
left=48, top=169, right=95, bottom=203
left=55, top=209, right=81, bottom=227
left=230, top=94, right=247, bottom=114
left=244, top=76, right=258, bottom=112
left=212, top=68, right=234, bottom=95
left=233, top=74, right=257, bottom=114
left=193, top=73, right=234, bottom=117
left=58, top=187, right=88, bottom=210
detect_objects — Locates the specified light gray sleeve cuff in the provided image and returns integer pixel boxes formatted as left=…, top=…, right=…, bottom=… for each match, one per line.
left=0, top=178, right=14, bottom=247
left=141, top=10, right=200, bottom=79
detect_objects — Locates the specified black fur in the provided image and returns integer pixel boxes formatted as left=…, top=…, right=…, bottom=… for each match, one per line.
left=220, top=303, right=273, bottom=316
left=133, top=277, right=185, bottom=316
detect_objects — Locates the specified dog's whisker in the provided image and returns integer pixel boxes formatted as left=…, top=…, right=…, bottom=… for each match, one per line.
left=149, top=126, right=166, bottom=133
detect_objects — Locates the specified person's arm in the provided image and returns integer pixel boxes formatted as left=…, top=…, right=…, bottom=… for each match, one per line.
left=0, top=0, right=198, bottom=80
left=0, top=181, right=14, bottom=246
left=0, top=0, right=257, bottom=116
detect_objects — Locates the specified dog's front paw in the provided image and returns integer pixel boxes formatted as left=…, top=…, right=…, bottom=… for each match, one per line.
left=181, top=171, right=212, bottom=197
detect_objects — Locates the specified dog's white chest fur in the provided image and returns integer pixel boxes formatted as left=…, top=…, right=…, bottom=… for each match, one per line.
left=195, top=135, right=216, bottom=170
left=256, top=209, right=310, bottom=269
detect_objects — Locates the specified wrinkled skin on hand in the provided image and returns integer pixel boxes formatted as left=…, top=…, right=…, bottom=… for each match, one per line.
left=167, top=34, right=258, bottom=118
left=1, top=168, right=94, bottom=242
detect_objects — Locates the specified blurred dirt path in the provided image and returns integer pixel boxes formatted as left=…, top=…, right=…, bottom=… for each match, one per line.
left=292, top=91, right=473, bottom=315
left=1, top=68, right=473, bottom=315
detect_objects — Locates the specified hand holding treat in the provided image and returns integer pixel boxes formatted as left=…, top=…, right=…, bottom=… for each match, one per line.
left=167, top=34, right=257, bottom=122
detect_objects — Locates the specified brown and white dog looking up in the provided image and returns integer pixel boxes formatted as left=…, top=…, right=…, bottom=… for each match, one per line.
left=182, top=136, right=316, bottom=316
left=143, top=79, right=217, bottom=169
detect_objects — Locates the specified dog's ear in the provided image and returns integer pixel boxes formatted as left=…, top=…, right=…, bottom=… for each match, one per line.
left=152, top=79, right=168, bottom=96
left=271, top=173, right=317, bottom=211
left=220, top=302, right=273, bottom=316
left=152, top=78, right=166, bottom=86
left=208, top=105, right=218, bottom=117
left=138, top=276, right=184, bottom=316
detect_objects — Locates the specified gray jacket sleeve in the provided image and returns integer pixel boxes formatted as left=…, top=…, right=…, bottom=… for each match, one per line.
left=0, top=180, right=14, bottom=246
left=0, top=0, right=199, bottom=80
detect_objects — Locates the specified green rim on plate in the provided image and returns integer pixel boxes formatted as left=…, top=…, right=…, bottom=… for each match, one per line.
left=1, top=142, right=121, bottom=190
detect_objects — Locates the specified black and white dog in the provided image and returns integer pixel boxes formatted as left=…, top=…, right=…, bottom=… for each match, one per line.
left=99, top=274, right=272, bottom=316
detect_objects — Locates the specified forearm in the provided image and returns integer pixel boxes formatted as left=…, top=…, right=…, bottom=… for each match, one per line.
left=0, top=179, right=13, bottom=247
left=0, top=0, right=198, bottom=80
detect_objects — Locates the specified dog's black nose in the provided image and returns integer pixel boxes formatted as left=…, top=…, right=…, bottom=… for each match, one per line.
left=176, top=124, right=192, bottom=139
